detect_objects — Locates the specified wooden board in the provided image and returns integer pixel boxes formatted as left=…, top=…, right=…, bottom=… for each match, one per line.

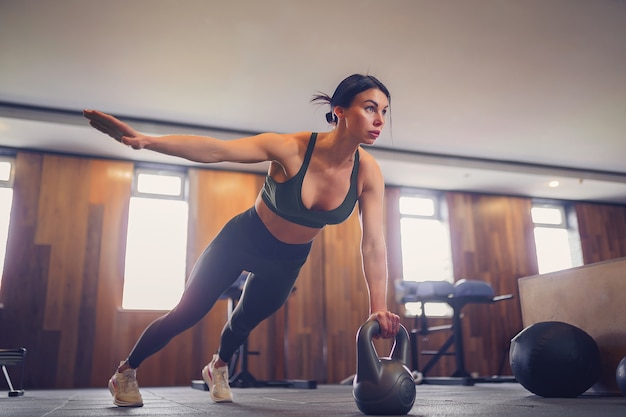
left=518, top=257, right=626, bottom=394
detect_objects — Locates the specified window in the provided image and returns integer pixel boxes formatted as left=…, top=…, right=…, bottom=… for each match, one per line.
left=399, top=192, right=454, bottom=317
left=122, top=168, right=189, bottom=310
left=531, top=202, right=583, bottom=274
left=0, top=157, right=15, bottom=290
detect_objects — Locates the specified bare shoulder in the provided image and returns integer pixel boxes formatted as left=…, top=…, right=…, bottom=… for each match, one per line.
left=256, top=132, right=315, bottom=175
left=289, top=131, right=316, bottom=146
left=354, top=147, right=384, bottom=202
left=357, top=147, right=384, bottom=182
left=239, top=131, right=306, bottom=162
left=256, top=131, right=310, bottom=150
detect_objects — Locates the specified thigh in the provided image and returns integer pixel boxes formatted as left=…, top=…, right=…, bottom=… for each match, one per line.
left=233, top=269, right=299, bottom=327
left=169, top=237, right=244, bottom=324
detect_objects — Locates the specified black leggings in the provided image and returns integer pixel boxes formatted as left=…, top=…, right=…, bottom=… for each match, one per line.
left=127, top=207, right=312, bottom=368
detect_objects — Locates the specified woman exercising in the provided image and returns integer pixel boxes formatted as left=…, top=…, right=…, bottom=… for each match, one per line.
left=84, top=73, right=400, bottom=407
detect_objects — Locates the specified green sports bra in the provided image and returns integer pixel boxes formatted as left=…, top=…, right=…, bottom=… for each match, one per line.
left=261, top=133, right=360, bottom=229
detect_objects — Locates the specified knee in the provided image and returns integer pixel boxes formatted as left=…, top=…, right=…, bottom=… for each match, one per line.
left=227, top=313, right=256, bottom=338
left=160, top=306, right=204, bottom=334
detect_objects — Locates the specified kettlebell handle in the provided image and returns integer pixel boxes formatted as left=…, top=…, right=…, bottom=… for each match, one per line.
left=356, top=320, right=411, bottom=374
left=359, top=320, right=410, bottom=359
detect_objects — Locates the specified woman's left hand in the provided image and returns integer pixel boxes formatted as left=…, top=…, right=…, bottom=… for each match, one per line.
left=368, top=310, right=400, bottom=339
left=83, top=109, right=148, bottom=149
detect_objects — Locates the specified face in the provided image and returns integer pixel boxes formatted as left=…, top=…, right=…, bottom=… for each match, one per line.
left=336, top=88, right=389, bottom=144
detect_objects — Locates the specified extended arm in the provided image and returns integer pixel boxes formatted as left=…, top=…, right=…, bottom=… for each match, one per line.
left=83, top=109, right=289, bottom=164
left=358, top=154, right=400, bottom=339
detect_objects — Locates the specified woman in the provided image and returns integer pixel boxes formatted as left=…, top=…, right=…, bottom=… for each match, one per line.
left=84, top=73, right=400, bottom=407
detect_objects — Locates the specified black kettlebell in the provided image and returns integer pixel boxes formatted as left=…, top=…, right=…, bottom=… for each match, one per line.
left=617, top=356, right=626, bottom=396
left=353, top=320, right=416, bottom=415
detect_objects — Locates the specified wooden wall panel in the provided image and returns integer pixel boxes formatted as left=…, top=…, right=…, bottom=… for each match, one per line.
left=445, top=192, right=538, bottom=377
left=120, top=168, right=268, bottom=387
left=37, top=156, right=91, bottom=387
left=0, top=153, right=135, bottom=389
left=321, top=210, right=371, bottom=383
left=3, top=149, right=625, bottom=389
left=185, top=169, right=268, bottom=383
left=518, top=257, right=626, bottom=394
left=0, top=152, right=57, bottom=388
left=575, top=202, right=626, bottom=264
left=284, top=237, right=326, bottom=382
left=0, top=151, right=372, bottom=387
left=88, top=160, right=133, bottom=386
left=73, top=204, right=103, bottom=387
left=383, top=187, right=456, bottom=375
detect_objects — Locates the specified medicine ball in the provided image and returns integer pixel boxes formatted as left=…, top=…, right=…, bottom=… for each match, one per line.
left=509, top=321, right=601, bottom=398
left=617, top=356, right=626, bottom=396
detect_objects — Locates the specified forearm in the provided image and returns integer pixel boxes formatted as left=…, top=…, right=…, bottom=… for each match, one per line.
left=362, top=244, right=389, bottom=314
left=361, top=242, right=399, bottom=339
left=144, top=134, right=224, bottom=163
left=84, top=110, right=226, bottom=162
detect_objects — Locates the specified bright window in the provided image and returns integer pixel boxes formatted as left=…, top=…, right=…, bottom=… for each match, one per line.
left=122, top=168, right=189, bottom=310
left=0, top=161, right=11, bottom=181
left=399, top=193, right=453, bottom=317
left=532, top=203, right=582, bottom=274
left=0, top=158, right=15, bottom=291
left=136, top=172, right=183, bottom=196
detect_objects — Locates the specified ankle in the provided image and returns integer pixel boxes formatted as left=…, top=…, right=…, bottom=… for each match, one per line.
left=215, top=357, right=228, bottom=368
left=117, top=360, right=133, bottom=373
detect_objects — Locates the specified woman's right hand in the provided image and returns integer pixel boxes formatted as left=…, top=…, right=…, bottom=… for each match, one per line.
left=83, top=109, right=148, bottom=149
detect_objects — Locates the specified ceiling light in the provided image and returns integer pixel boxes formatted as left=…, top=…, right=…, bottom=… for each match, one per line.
left=549, top=180, right=560, bottom=188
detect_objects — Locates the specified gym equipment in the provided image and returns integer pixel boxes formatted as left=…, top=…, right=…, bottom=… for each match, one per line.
left=191, top=272, right=316, bottom=391
left=395, top=279, right=514, bottom=385
left=616, top=356, right=626, bottom=396
left=353, top=320, right=416, bottom=415
left=510, top=321, right=601, bottom=398
left=221, top=273, right=259, bottom=388
left=0, top=347, right=26, bottom=397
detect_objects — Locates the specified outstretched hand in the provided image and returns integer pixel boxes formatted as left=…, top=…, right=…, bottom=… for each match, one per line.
left=83, top=110, right=147, bottom=149
left=368, top=310, right=401, bottom=339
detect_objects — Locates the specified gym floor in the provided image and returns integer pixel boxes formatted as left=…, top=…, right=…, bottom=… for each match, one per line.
left=2, top=383, right=625, bottom=417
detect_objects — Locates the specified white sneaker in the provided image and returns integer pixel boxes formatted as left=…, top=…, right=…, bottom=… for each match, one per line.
left=202, top=354, right=234, bottom=403
left=108, top=363, right=143, bottom=407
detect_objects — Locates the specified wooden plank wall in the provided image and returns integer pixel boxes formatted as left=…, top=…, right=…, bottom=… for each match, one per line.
left=320, top=212, right=371, bottom=383
left=0, top=151, right=371, bottom=388
left=1, top=150, right=625, bottom=388
left=184, top=168, right=259, bottom=382
left=445, top=192, right=539, bottom=377
left=0, top=153, right=134, bottom=389
left=575, top=203, right=626, bottom=263
left=384, top=191, right=539, bottom=378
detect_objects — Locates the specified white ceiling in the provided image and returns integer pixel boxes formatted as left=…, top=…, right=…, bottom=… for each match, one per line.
left=1, top=0, right=625, bottom=203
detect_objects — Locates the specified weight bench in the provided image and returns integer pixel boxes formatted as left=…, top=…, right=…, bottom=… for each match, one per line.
left=395, top=279, right=514, bottom=386
left=0, top=347, right=26, bottom=397
left=191, top=272, right=316, bottom=391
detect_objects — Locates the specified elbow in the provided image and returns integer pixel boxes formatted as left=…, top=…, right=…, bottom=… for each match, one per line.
left=361, top=240, right=387, bottom=260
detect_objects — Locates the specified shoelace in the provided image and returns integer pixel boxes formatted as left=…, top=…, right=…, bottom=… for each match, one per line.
left=213, top=368, right=229, bottom=390
left=122, top=372, right=139, bottom=390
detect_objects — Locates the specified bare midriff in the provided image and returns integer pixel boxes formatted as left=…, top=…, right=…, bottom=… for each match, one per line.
left=254, top=194, right=323, bottom=244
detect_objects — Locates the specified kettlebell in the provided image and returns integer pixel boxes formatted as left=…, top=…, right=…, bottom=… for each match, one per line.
left=617, top=356, right=626, bottom=396
left=353, top=320, right=416, bottom=415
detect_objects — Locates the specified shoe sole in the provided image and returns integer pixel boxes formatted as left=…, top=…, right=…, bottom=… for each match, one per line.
left=108, top=378, right=144, bottom=407
left=202, top=365, right=233, bottom=403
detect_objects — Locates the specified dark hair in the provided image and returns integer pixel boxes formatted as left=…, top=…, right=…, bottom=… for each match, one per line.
left=311, top=74, right=391, bottom=124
